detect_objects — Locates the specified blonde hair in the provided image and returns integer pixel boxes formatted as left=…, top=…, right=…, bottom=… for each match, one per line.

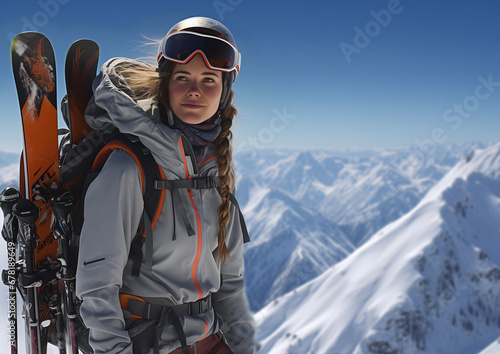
left=118, top=59, right=235, bottom=264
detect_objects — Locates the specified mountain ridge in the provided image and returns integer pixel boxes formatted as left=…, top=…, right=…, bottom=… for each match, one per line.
left=255, top=142, right=500, bottom=353
left=235, top=141, right=493, bottom=247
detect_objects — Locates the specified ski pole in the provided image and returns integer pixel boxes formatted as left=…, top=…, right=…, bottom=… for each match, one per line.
left=50, top=190, right=78, bottom=353
left=12, top=198, right=41, bottom=354
left=0, top=188, right=22, bottom=354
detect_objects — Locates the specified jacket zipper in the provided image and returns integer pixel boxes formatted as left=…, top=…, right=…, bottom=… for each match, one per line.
left=178, top=136, right=210, bottom=339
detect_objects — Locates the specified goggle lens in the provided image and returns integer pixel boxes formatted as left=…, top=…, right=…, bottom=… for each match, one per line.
left=160, top=32, right=240, bottom=73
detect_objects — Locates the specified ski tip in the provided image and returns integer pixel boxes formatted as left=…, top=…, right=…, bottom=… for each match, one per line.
left=67, top=39, right=99, bottom=53
left=11, top=32, right=52, bottom=56
left=11, top=31, right=46, bottom=43
left=65, top=39, right=100, bottom=66
left=11, top=32, right=43, bottom=56
left=72, top=39, right=99, bottom=45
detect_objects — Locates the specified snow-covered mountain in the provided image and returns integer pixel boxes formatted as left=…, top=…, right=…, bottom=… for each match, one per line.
left=256, top=142, right=500, bottom=353
left=236, top=142, right=491, bottom=312
left=242, top=186, right=354, bottom=311
left=235, top=142, right=488, bottom=247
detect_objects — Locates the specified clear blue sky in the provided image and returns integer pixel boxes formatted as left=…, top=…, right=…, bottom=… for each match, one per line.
left=0, top=0, right=499, bottom=153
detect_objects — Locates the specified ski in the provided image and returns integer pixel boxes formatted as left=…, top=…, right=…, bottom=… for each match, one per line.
left=56, top=39, right=100, bottom=353
left=11, top=32, right=60, bottom=354
left=65, top=39, right=99, bottom=145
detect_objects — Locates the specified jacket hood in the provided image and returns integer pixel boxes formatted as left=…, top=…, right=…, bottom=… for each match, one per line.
left=85, top=57, right=216, bottom=171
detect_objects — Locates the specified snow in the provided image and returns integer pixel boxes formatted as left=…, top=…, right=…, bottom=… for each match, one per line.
left=256, top=142, right=500, bottom=353
left=238, top=142, right=492, bottom=313
left=242, top=186, right=354, bottom=311
left=236, top=142, right=487, bottom=249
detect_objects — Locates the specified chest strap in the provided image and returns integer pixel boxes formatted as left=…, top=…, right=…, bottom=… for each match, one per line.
left=154, top=176, right=250, bottom=244
left=121, top=294, right=213, bottom=321
left=154, top=176, right=218, bottom=190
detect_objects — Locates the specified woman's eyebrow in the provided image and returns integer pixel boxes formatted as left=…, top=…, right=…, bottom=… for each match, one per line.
left=173, top=70, right=220, bottom=77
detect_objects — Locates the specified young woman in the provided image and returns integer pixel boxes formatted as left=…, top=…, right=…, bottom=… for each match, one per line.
left=75, top=17, right=257, bottom=354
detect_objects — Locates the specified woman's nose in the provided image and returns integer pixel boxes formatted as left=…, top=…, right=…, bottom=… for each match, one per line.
left=187, top=82, right=201, bottom=97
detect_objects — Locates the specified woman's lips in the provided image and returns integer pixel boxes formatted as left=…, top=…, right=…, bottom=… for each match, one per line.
left=182, top=103, right=203, bottom=108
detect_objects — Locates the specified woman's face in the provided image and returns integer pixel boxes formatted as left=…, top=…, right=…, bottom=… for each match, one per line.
left=168, top=54, right=223, bottom=125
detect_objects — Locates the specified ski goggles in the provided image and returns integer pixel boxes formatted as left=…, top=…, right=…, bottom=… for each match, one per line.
left=157, top=31, right=241, bottom=75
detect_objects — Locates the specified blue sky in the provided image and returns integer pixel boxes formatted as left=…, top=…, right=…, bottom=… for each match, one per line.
left=0, top=0, right=499, bottom=153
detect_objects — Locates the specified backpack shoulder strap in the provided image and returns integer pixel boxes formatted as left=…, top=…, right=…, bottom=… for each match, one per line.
left=93, top=134, right=165, bottom=223
left=93, top=134, right=165, bottom=277
left=228, top=192, right=250, bottom=244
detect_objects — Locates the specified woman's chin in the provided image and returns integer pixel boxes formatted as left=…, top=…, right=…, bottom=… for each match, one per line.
left=176, top=113, right=214, bottom=125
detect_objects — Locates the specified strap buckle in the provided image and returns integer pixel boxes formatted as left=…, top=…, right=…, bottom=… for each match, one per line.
left=186, top=295, right=212, bottom=316
left=192, top=177, right=217, bottom=190
left=197, top=295, right=212, bottom=315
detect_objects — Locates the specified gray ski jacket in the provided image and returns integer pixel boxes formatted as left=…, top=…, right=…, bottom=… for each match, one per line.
left=75, top=58, right=257, bottom=354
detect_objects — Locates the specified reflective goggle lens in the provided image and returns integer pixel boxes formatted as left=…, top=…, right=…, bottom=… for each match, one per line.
left=160, top=31, right=240, bottom=72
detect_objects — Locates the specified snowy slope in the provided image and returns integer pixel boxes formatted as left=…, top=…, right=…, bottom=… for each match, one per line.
left=256, top=142, right=500, bottom=354
left=242, top=186, right=354, bottom=311
left=238, top=143, right=490, bottom=312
